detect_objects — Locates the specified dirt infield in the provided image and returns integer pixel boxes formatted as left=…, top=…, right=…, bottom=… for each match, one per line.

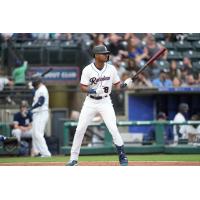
left=1, top=161, right=200, bottom=166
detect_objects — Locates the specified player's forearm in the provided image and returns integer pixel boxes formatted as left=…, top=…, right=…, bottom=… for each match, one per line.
left=31, top=96, right=45, bottom=110
left=80, top=85, right=96, bottom=94
left=114, top=82, right=121, bottom=90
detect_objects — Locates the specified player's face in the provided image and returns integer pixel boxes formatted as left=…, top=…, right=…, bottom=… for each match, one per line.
left=96, top=54, right=109, bottom=62
left=20, top=106, right=28, bottom=116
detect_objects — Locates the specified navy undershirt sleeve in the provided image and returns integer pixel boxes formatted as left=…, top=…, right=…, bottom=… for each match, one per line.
left=31, top=96, right=45, bottom=109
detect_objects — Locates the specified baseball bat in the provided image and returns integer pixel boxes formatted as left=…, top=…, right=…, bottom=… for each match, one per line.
left=41, top=68, right=53, bottom=77
left=131, top=48, right=167, bottom=81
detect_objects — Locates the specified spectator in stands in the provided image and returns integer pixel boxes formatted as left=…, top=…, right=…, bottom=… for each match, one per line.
left=107, top=33, right=125, bottom=56
left=144, top=35, right=167, bottom=60
left=124, top=33, right=135, bottom=41
left=12, top=33, right=34, bottom=43
left=127, top=35, right=148, bottom=65
left=93, top=34, right=106, bottom=46
left=0, top=69, right=14, bottom=91
left=173, top=103, right=189, bottom=145
left=112, top=56, right=127, bottom=78
left=147, top=112, right=173, bottom=144
left=12, top=60, right=28, bottom=85
left=183, top=57, right=193, bottom=74
left=169, top=60, right=181, bottom=80
left=133, top=72, right=153, bottom=88
left=11, top=100, right=33, bottom=142
left=182, top=74, right=196, bottom=87
left=175, top=33, right=188, bottom=41
left=172, top=77, right=182, bottom=87
left=163, top=33, right=177, bottom=42
left=179, top=114, right=200, bottom=145
left=0, top=33, right=13, bottom=41
left=152, top=69, right=173, bottom=88
left=32, top=33, right=50, bottom=40
left=125, top=57, right=139, bottom=73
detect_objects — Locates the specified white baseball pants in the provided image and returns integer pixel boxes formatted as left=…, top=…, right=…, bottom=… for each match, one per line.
left=12, top=128, right=33, bottom=142
left=70, top=96, right=123, bottom=161
left=32, top=111, right=51, bottom=157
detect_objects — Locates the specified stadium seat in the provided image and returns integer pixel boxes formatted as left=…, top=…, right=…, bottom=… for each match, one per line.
left=193, top=40, right=200, bottom=51
left=183, top=50, right=200, bottom=62
left=174, top=41, right=193, bottom=51
left=176, top=60, right=185, bottom=70
left=152, top=33, right=165, bottom=41
left=192, top=61, right=200, bottom=72
left=60, top=42, right=80, bottom=65
left=22, top=42, right=44, bottom=65
left=46, top=46, right=62, bottom=65
left=187, top=33, right=200, bottom=41
left=156, top=60, right=170, bottom=70
left=167, top=50, right=182, bottom=60
left=159, top=41, right=175, bottom=50
left=62, top=47, right=80, bottom=65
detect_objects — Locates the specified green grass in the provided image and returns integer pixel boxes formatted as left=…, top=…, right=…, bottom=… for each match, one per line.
left=0, top=154, right=200, bottom=163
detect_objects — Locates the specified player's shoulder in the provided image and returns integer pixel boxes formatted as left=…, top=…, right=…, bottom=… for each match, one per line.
left=174, top=113, right=184, bottom=121
left=82, top=63, right=94, bottom=74
left=40, top=84, right=47, bottom=90
left=83, top=63, right=93, bottom=70
left=14, top=112, right=21, bottom=118
left=36, top=84, right=48, bottom=94
left=106, top=63, right=117, bottom=72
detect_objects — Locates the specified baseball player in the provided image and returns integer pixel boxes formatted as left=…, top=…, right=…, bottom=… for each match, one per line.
left=66, top=45, right=129, bottom=166
left=11, top=100, right=33, bottom=142
left=30, top=74, right=51, bottom=157
left=173, top=103, right=189, bottom=145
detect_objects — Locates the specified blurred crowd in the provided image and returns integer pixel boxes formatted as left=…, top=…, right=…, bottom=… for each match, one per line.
left=1, top=33, right=200, bottom=89
left=88, top=33, right=200, bottom=88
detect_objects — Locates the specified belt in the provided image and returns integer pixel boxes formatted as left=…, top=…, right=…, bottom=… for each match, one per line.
left=89, top=95, right=108, bottom=100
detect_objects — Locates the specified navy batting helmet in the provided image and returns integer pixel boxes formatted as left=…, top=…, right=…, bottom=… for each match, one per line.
left=93, top=45, right=110, bottom=55
left=31, top=74, right=42, bottom=88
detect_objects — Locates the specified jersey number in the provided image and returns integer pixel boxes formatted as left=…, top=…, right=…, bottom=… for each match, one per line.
left=103, top=87, right=109, bottom=93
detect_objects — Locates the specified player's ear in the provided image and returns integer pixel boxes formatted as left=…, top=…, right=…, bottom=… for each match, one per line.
left=107, top=55, right=109, bottom=62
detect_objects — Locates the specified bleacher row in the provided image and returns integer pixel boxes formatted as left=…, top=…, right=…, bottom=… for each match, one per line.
left=1, top=40, right=82, bottom=66
left=1, top=33, right=200, bottom=70
left=154, top=35, right=200, bottom=72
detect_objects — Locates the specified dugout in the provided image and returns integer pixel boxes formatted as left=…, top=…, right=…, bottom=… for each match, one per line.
left=126, top=87, right=200, bottom=138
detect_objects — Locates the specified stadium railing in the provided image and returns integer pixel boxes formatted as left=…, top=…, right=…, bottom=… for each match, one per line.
left=61, top=120, right=200, bottom=155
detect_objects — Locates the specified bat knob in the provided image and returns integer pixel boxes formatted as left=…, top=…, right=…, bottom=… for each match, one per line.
left=120, top=83, right=127, bottom=89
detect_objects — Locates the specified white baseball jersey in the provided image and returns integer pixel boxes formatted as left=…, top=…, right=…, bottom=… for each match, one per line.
left=80, top=63, right=120, bottom=96
left=173, top=112, right=186, bottom=136
left=32, top=84, right=49, bottom=113
left=179, top=124, right=200, bottom=139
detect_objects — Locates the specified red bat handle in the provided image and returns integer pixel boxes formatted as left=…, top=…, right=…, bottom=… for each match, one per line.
left=146, top=48, right=167, bottom=65
left=130, top=47, right=167, bottom=82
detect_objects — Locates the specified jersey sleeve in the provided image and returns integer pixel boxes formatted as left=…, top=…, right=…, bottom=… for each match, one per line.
left=112, top=66, right=120, bottom=85
left=28, top=112, right=33, bottom=123
left=80, top=67, right=89, bottom=86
